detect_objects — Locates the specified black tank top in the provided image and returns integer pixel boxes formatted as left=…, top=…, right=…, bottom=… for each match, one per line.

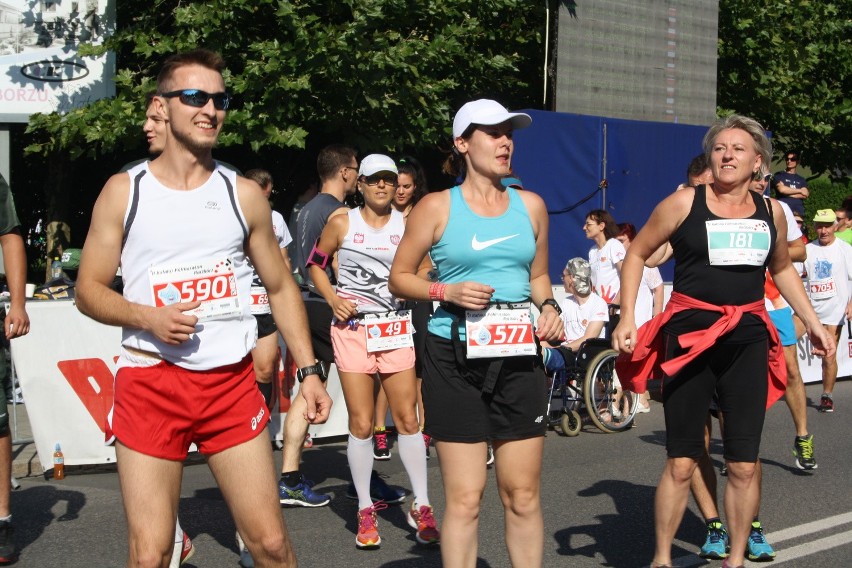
left=665, top=185, right=776, bottom=343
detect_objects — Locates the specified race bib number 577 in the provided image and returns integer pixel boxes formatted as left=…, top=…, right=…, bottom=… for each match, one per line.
left=149, top=258, right=242, bottom=321
left=465, top=306, right=536, bottom=359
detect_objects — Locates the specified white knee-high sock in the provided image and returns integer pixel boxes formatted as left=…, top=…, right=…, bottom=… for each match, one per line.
left=348, top=433, right=375, bottom=510
left=397, top=431, right=429, bottom=508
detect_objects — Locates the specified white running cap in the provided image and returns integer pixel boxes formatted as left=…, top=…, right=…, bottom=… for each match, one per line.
left=359, top=154, right=398, bottom=177
left=452, top=99, right=532, bottom=139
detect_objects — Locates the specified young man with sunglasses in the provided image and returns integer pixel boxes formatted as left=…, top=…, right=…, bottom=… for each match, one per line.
left=770, top=150, right=809, bottom=217
left=77, top=49, right=331, bottom=568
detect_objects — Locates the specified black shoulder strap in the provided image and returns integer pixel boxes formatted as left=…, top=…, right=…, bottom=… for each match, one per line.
left=220, top=170, right=249, bottom=243
left=757, top=191, right=774, bottom=220
left=121, top=169, right=146, bottom=250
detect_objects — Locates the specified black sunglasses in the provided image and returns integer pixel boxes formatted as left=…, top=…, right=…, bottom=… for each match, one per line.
left=363, top=174, right=398, bottom=187
left=159, top=89, right=232, bottom=110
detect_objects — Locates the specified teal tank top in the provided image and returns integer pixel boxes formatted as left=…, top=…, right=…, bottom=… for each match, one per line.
left=428, top=185, right=536, bottom=340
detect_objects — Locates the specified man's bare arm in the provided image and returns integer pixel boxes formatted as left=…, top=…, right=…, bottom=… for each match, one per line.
left=76, top=174, right=200, bottom=344
left=0, top=229, right=29, bottom=338
left=240, top=179, right=331, bottom=423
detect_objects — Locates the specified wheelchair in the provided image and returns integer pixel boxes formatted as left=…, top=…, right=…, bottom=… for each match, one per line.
left=545, top=337, right=639, bottom=436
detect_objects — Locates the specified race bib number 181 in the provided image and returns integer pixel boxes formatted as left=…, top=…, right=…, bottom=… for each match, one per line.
left=706, top=219, right=771, bottom=266
left=149, top=257, right=242, bottom=321
left=465, top=306, right=536, bottom=359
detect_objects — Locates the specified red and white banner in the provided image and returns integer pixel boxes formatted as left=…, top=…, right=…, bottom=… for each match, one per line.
left=10, top=300, right=349, bottom=471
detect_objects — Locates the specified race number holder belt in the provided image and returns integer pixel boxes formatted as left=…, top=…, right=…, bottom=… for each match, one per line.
left=352, top=309, right=414, bottom=353
left=440, top=301, right=534, bottom=395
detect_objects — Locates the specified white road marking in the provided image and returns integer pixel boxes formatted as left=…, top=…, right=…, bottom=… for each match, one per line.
left=769, top=530, right=852, bottom=564
left=671, top=512, right=852, bottom=566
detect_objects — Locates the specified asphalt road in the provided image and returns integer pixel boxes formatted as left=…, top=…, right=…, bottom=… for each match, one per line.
left=9, top=380, right=852, bottom=567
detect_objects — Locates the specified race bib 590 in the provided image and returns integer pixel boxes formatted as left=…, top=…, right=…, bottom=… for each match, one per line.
left=149, top=257, right=241, bottom=321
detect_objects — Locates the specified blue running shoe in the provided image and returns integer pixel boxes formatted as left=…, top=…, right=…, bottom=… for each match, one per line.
left=278, top=476, right=331, bottom=507
left=747, top=521, right=776, bottom=561
left=699, top=521, right=729, bottom=559
left=346, top=471, right=406, bottom=504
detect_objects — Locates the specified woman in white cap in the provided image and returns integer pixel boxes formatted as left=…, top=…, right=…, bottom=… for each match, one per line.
left=612, top=115, right=833, bottom=568
left=307, top=154, right=439, bottom=550
left=390, top=100, right=563, bottom=567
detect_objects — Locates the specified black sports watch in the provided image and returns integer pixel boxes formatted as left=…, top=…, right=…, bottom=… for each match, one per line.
left=539, top=298, right=562, bottom=315
left=296, top=361, right=328, bottom=383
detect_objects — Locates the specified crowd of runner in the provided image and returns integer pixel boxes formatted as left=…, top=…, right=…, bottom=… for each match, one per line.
left=0, top=48, right=847, bottom=568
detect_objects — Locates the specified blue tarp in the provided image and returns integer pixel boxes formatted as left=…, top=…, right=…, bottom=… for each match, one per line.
left=512, top=110, right=709, bottom=281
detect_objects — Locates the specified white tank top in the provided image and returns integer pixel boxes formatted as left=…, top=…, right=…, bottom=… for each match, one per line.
left=336, top=207, right=405, bottom=314
left=120, top=161, right=256, bottom=369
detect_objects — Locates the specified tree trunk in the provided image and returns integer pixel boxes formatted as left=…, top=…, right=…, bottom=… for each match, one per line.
left=44, top=153, right=73, bottom=281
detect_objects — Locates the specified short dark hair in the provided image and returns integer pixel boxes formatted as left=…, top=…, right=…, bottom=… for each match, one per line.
left=587, top=209, right=620, bottom=240
left=617, top=222, right=637, bottom=241
left=244, top=169, right=273, bottom=189
left=686, top=153, right=709, bottom=183
left=316, top=144, right=357, bottom=182
left=157, top=49, right=226, bottom=93
left=785, top=149, right=800, bottom=160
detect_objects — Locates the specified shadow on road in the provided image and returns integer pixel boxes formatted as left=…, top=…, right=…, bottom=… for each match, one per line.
left=12, top=485, right=86, bottom=552
left=553, top=479, right=707, bottom=568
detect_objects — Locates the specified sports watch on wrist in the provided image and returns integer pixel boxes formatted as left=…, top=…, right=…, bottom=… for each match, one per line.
left=539, top=298, right=563, bottom=315
left=296, top=361, right=328, bottom=383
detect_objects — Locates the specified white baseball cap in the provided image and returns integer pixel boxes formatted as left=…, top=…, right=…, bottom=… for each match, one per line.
left=359, top=154, right=398, bottom=177
left=452, top=99, right=532, bottom=139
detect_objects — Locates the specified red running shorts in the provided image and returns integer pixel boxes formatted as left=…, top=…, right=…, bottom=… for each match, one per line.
left=112, top=356, right=268, bottom=460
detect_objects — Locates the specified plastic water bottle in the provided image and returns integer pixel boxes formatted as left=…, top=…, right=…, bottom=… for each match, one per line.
left=53, top=443, right=65, bottom=480
left=51, top=257, right=62, bottom=279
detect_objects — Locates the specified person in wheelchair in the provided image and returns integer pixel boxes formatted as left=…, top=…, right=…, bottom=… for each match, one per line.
left=542, top=257, right=608, bottom=373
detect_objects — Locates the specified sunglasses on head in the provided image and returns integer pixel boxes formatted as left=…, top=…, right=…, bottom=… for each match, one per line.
left=159, top=89, right=231, bottom=110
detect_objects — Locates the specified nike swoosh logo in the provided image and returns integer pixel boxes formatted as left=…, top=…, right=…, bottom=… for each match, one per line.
left=471, top=233, right=519, bottom=251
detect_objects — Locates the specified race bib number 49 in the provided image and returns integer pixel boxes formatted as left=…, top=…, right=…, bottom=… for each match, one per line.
left=364, top=310, right=413, bottom=353
left=465, top=306, right=536, bottom=359
left=149, top=258, right=242, bottom=321
left=706, top=219, right=771, bottom=266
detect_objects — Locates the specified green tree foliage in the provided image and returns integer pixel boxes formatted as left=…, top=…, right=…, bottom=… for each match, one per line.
left=717, top=0, right=852, bottom=178
left=802, top=177, right=852, bottom=239
left=17, top=0, right=548, bottom=280
left=25, top=0, right=546, bottom=159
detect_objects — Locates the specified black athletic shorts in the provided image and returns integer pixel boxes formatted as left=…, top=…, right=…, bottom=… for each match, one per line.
left=254, top=313, right=277, bottom=339
left=411, top=301, right=433, bottom=377
left=305, top=298, right=334, bottom=365
left=422, top=333, right=548, bottom=442
left=662, top=333, right=768, bottom=462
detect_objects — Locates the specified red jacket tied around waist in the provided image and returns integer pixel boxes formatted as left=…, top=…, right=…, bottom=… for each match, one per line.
left=615, top=291, right=787, bottom=409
